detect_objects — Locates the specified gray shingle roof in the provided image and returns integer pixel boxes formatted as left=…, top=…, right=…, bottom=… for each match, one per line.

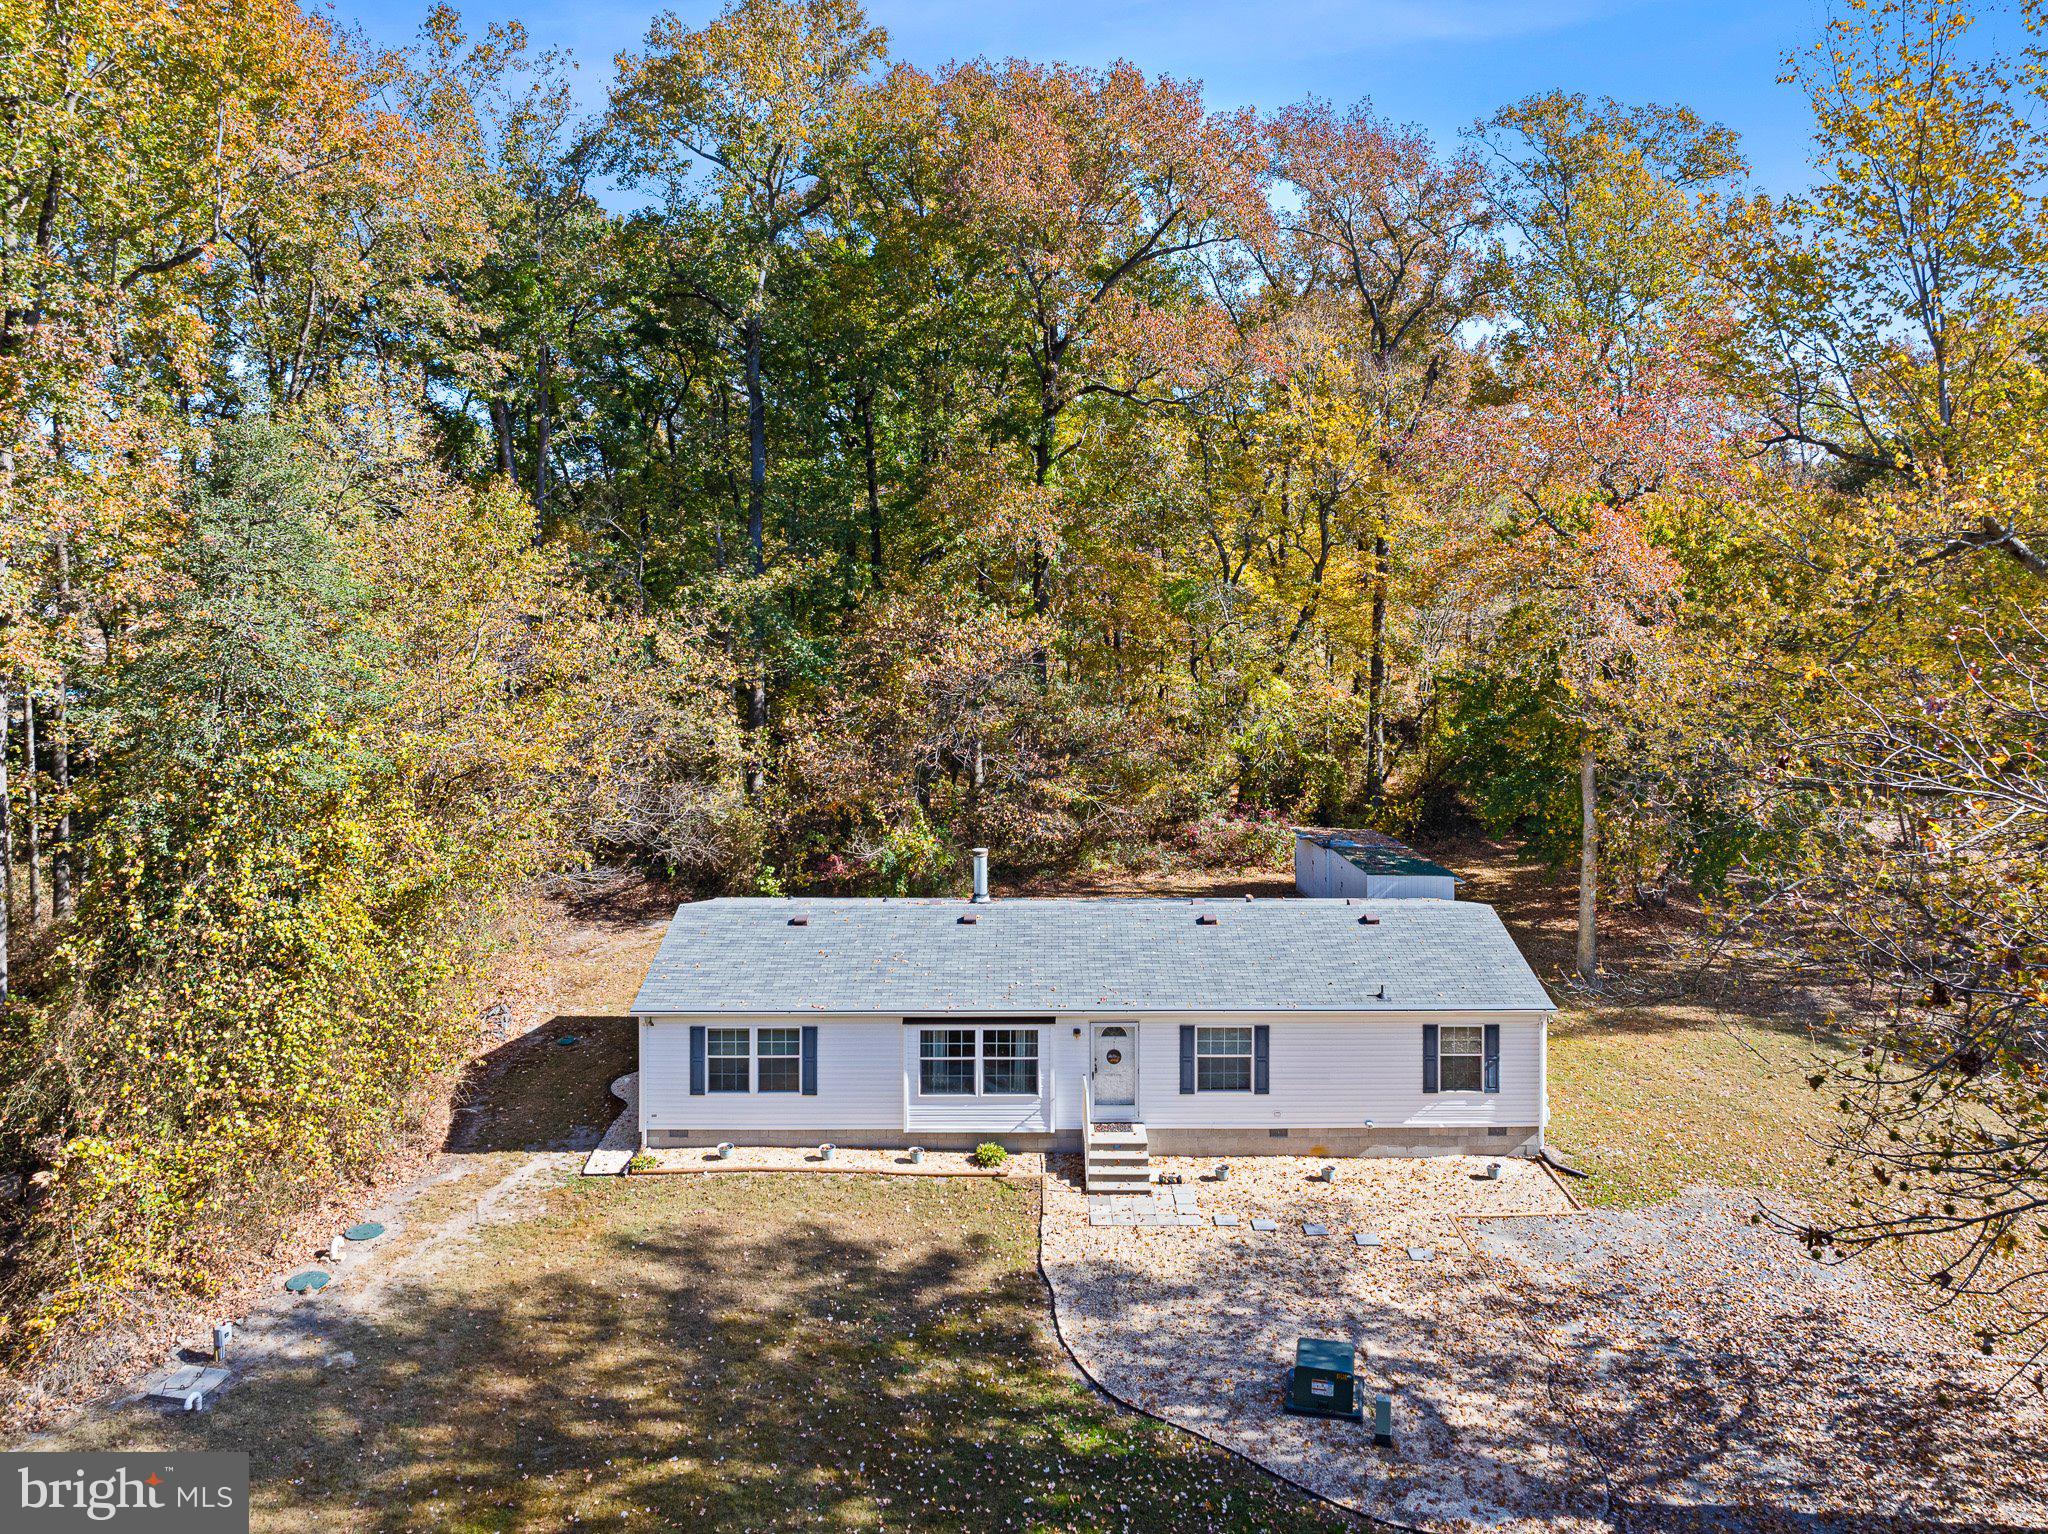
left=629, top=897, right=1553, bottom=1016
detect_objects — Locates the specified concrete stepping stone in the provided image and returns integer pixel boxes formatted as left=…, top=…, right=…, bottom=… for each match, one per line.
left=140, top=1364, right=231, bottom=1411
left=1212, top=1213, right=1240, bottom=1227
left=1354, top=1232, right=1383, bottom=1248
left=1250, top=1218, right=1279, bottom=1232
left=1302, top=1223, right=1329, bottom=1237
left=1406, top=1245, right=1436, bottom=1262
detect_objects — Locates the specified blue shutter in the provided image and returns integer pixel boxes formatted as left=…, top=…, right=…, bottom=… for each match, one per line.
left=689, top=1025, right=706, bottom=1095
left=1253, top=1025, right=1270, bottom=1094
left=801, top=1026, right=819, bottom=1095
left=1179, top=1025, right=1196, bottom=1094
left=1483, top=1023, right=1500, bottom=1094
left=1421, top=1024, right=1439, bottom=1094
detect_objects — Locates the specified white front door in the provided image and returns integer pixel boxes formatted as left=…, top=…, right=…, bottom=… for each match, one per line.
left=1091, top=1024, right=1137, bottom=1114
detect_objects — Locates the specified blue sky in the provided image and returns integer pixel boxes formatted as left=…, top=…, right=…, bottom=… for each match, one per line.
left=334, top=0, right=1843, bottom=191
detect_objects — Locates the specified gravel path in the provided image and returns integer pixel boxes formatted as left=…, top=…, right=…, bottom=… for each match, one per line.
left=1041, top=1156, right=2047, bottom=1533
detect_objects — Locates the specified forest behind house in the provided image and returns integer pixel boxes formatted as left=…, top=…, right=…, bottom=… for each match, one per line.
left=1, top=0, right=2045, bottom=1392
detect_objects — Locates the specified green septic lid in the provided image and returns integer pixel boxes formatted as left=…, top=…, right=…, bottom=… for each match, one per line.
left=556, top=1035, right=581, bottom=1047
left=343, top=1222, right=385, bottom=1242
left=285, top=1270, right=331, bottom=1294
left=1294, top=1337, right=1355, bottom=1373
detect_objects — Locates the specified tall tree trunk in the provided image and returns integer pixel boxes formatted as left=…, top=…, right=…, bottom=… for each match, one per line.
left=1027, top=385, right=1057, bottom=683
left=856, top=381, right=882, bottom=585
left=0, top=682, right=9, bottom=1006
left=1, top=442, right=11, bottom=1001
left=1577, top=747, right=1598, bottom=981
left=742, top=313, right=769, bottom=797
left=489, top=397, right=516, bottom=478
left=22, top=688, right=37, bottom=928
left=533, top=343, right=553, bottom=541
left=1365, top=532, right=1389, bottom=800
left=744, top=316, right=766, bottom=575
left=52, top=530, right=71, bottom=919
left=51, top=681, right=70, bottom=919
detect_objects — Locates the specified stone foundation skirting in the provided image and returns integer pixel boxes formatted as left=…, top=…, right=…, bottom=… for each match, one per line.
left=1143, top=1125, right=1541, bottom=1157
left=645, top=1125, right=1541, bottom=1157
left=645, top=1128, right=1071, bottom=1152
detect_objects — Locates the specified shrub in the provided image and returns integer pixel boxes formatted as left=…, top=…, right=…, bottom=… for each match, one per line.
left=627, top=1152, right=658, bottom=1173
left=969, top=1142, right=1009, bottom=1168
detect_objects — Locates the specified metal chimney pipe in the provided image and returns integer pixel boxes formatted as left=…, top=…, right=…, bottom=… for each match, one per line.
left=971, top=847, right=990, bottom=903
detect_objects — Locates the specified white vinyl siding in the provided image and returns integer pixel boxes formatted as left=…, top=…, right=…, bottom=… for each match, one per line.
left=1135, top=1015, right=1546, bottom=1130
left=640, top=1013, right=1546, bottom=1139
left=641, top=1019, right=897, bottom=1133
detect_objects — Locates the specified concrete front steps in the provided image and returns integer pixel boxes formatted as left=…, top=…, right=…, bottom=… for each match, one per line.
left=1085, top=1122, right=1152, bottom=1193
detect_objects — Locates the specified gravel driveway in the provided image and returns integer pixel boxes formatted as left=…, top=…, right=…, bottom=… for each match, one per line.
left=1040, top=1156, right=2047, bottom=1533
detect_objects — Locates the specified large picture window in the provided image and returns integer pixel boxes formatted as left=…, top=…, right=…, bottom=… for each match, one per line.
left=755, top=1027, right=801, bottom=1093
left=706, top=1028, right=751, bottom=1093
left=1439, top=1025, right=1484, bottom=1093
left=916, top=1026, right=1044, bottom=1097
left=919, top=1029, right=978, bottom=1095
left=982, top=1029, right=1040, bottom=1096
left=1195, top=1027, right=1254, bottom=1092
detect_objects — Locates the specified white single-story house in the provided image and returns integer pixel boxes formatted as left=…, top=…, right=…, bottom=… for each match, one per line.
left=1293, top=828, right=1460, bottom=900
left=630, top=855, right=1554, bottom=1178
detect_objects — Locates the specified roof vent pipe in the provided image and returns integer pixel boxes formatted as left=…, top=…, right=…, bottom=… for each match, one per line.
left=971, top=847, right=990, bottom=903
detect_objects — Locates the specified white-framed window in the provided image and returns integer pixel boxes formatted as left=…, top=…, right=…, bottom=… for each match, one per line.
left=1195, top=1026, right=1253, bottom=1092
left=706, top=1027, right=751, bottom=1093
left=982, top=1029, right=1040, bottom=1096
left=1439, top=1025, right=1483, bottom=1093
left=919, top=1028, right=978, bottom=1095
left=917, top=1026, right=1043, bottom=1097
left=756, top=1027, right=802, bottom=1093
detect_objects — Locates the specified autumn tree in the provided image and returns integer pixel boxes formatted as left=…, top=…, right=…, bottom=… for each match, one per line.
left=1687, top=0, right=2048, bottom=1355
left=933, top=57, right=1270, bottom=625
left=610, top=0, right=886, bottom=770
left=1267, top=99, right=1495, bottom=796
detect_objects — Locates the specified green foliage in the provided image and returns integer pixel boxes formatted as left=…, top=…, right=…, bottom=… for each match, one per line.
left=0, top=414, right=617, bottom=1363
left=969, top=1142, right=1009, bottom=1168
left=1432, top=644, right=1582, bottom=865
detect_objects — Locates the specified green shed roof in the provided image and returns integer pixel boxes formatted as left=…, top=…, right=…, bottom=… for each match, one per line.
left=1301, top=830, right=1460, bottom=883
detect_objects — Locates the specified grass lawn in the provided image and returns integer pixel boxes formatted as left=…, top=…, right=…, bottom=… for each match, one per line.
left=1544, top=1004, right=1853, bottom=1211
left=41, top=1172, right=1354, bottom=1533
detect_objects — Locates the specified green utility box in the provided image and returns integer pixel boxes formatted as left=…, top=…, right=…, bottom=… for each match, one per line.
left=1284, top=1336, right=1365, bottom=1422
